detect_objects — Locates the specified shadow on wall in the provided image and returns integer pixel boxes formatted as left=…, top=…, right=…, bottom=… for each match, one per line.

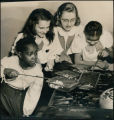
left=1, top=18, right=24, bottom=58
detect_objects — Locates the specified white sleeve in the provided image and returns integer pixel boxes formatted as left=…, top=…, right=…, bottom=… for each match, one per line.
left=23, top=68, right=43, bottom=116
left=47, top=28, right=63, bottom=59
left=100, top=31, right=113, bottom=48
left=47, top=42, right=59, bottom=60
left=11, top=33, right=24, bottom=54
left=71, top=33, right=86, bottom=53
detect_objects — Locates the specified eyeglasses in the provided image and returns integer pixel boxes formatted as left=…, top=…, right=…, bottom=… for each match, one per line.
left=61, top=18, right=76, bottom=24
left=87, top=38, right=99, bottom=42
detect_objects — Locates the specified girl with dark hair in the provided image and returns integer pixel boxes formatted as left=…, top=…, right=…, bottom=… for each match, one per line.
left=74, top=21, right=113, bottom=70
left=1, top=37, right=43, bottom=117
left=52, top=2, right=84, bottom=64
left=10, top=8, right=55, bottom=71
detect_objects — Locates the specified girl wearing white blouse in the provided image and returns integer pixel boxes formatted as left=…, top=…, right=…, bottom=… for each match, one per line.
left=52, top=2, right=84, bottom=64
left=9, top=8, right=55, bottom=71
left=1, top=37, right=43, bottom=117
left=74, top=21, right=113, bottom=70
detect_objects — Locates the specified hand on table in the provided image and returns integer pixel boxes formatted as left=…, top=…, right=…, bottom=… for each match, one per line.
left=98, top=48, right=110, bottom=60
left=44, top=66, right=53, bottom=72
left=55, top=52, right=72, bottom=63
left=44, top=60, right=54, bottom=71
left=95, top=61, right=109, bottom=70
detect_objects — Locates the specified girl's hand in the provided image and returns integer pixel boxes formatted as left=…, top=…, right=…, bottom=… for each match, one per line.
left=44, top=60, right=54, bottom=71
left=98, top=49, right=109, bottom=58
left=96, top=61, right=109, bottom=70
left=55, top=55, right=61, bottom=63
left=108, top=64, right=113, bottom=71
left=4, top=68, right=19, bottom=79
left=55, top=52, right=72, bottom=63
left=44, top=66, right=53, bottom=71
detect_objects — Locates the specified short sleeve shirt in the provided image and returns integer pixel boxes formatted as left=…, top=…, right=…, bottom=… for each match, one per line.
left=81, top=30, right=113, bottom=61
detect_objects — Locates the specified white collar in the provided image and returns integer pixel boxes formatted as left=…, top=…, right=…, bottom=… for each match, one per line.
left=35, top=35, right=49, bottom=45
left=57, top=26, right=77, bottom=36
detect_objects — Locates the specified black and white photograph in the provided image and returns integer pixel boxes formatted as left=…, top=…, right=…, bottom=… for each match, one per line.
left=0, top=0, right=113, bottom=120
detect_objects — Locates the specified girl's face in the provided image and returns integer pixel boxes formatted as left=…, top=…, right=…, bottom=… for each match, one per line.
left=60, top=11, right=76, bottom=31
left=86, top=35, right=100, bottom=46
left=35, top=20, right=50, bottom=38
left=19, top=44, right=38, bottom=68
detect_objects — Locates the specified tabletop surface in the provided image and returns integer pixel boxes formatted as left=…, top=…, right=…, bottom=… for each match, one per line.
left=36, top=62, right=113, bottom=120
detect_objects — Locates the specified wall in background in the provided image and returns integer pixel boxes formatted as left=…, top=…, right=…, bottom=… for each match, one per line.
left=1, top=1, right=113, bottom=58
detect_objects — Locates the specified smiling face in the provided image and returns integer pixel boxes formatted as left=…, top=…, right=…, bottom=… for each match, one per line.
left=60, top=11, right=76, bottom=31
left=19, top=44, right=38, bottom=68
left=35, top=20, right=50, bottom=38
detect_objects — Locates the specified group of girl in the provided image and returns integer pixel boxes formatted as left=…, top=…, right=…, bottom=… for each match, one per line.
left=1, top=2, right=113, bottom=117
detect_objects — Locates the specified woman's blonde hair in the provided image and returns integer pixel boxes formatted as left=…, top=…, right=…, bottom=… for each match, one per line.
left=54, top=2, right=80, bottom=26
